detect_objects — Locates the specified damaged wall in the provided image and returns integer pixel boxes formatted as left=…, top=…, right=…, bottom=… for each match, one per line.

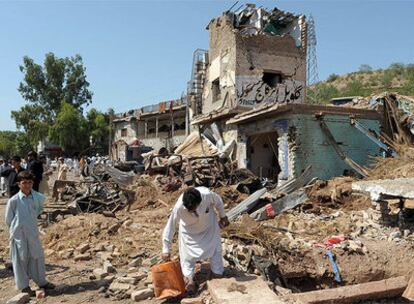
left=291, top=114, right=381, bottom=180
left=202, top=9, right=307, bottom=116
left=234, top=112, right=382, bottom=184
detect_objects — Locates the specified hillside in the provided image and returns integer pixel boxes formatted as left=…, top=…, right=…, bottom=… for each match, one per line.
left=308, top=63, right=414, bottom=104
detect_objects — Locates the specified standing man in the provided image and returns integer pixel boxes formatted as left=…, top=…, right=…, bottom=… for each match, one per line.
left=57, top=157, right=68, bottom=180
left=27, top=151, right=43, bottom=192
left=1, top=156, right=25, bottom=197
left=5, top=171, right=55, bottom=295
left=162, top=187, right=230, bottom=292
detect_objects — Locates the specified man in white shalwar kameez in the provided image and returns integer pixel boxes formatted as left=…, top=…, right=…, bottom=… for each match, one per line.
left=162, top=187, right=229, bottom=291
left=5, top=171, right=54, bottom=296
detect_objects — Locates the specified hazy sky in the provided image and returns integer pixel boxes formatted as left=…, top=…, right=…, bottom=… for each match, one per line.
left=0, top=0, right=413, bottom=130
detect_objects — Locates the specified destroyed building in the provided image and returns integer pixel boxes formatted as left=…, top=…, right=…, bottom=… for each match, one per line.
left=111, top=99, right=188, bottom=161
left=111, top=4, right=384, bottom=186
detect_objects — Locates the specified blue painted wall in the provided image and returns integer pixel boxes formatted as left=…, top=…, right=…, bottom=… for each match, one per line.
left=291, top=114, right=381, bottom=180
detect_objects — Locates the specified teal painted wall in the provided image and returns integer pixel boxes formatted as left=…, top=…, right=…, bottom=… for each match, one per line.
left=291, top=114, right=381, bottom=180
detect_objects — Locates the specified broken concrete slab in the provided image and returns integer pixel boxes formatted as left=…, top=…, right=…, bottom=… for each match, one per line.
left=352, top=178, right=414, bottom=201
left=6, top=293, right=30, bottom=304
left=289, top=276, right=407, bottom=304
left=402, top=273, right=414, bottom=301
left=131, top=288, right=154, bottom=301
left=207, top=275, right=285, bottom=304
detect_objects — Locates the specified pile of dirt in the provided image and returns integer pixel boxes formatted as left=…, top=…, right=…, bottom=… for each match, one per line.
left=368, top=145, right=414, bottom=179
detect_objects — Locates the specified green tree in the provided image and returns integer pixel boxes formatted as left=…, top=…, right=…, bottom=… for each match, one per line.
left=86, top=108, right=110, bottom=154
left=0, top=131, right=33, bottom=159
left=326, top=73, right=340, bottom=82
left=49, top=102, right=88, bottom=155
left=359, top=64, right=373, bottom=73
left=12, top=52, right=93, bottom=150
left=344, top=79, right=366, bottom=96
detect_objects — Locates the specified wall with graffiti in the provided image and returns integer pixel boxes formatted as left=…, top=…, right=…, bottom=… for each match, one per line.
left=236, top=76, right=305, bottom=107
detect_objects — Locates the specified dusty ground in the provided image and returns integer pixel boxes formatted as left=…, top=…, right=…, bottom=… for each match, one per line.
left=1, top=170, right=414, bottom=304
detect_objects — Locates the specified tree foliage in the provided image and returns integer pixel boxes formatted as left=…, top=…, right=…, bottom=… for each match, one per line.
left=0, top=131, right=33, bottom=159
left=11, top=53, right=112, bottom=156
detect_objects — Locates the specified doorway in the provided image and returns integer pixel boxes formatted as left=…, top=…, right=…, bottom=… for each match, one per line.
left=247, top=131, right=280, bottom=181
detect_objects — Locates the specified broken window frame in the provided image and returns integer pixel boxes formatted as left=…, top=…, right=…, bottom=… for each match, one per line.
left=212, top=78, right=221, bottom=102
left=262, top=71, right=283, bottom=88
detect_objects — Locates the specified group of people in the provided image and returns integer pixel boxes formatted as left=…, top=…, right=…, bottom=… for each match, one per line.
left=2, top=150, right=230, bottom=298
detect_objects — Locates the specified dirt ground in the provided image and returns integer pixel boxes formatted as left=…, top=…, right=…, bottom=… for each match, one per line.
left=1, top=170, right=414, bottom=304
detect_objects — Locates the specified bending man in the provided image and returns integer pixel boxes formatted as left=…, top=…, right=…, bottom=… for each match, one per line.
left=162, top=187, right=229, bottom=291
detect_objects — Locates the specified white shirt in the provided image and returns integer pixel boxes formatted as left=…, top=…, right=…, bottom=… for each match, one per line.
left=162, top=187, right=226, bottom=260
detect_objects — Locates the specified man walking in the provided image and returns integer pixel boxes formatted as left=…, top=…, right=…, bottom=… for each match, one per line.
left=1, top=156, right=25, bottom=197
left=5, top=171, right=55, bottom=296
left=162, top=187, right=229, bottom=292
left=27, top=151, right=43, bottom=192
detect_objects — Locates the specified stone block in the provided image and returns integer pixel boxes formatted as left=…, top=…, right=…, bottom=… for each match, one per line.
left=127, top=272, right=147, bottom=280
left=76, top=243, right=90, bottom=254
left=103, top=261, right=116, bottom=273
left=117, top=276, right=138, bottom=285
left=93, top=268, right=109, bottom=279
left=74, top=253, right=91, bottom=261
left=181, top=297, right=203, bottom=304
left=129, top=257, right=142, bottom=267
left=6, top=293, right=30, bottom=304
left=108, top=281, right=131, bottom=292
left=131, top=288, right=154, bottom=302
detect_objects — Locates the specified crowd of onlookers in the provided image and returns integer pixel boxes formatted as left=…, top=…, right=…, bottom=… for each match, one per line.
left=0, top=152, right=113, bottom=198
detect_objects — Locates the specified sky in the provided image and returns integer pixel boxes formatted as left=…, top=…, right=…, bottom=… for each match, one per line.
left=0, top=0, right=413, bottom=131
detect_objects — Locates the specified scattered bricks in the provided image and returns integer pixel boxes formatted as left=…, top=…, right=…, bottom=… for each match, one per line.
left=105, top=275, right=116, bottom=282
left=108, top=281, right=131, bottom=292
left=93, top=243, right=106, bottom=252
left=36, top=289, right=46, bottom=299
left=181, top=297, right=204, bottom=304
left=142, top=256, right=160, bottom=267
left=6, top=293, right=30, bottom=304
left=103, top=261, right=116, bottom=273
left=74, top=253, right=91, bottom=261
left=76, top=243, right=90, bottom=254
left=93, top=268, right=109, bottom=279
left=117, top=277, right=138, bottom=285
left=128, top=257, right=143, bottom=268
left=131, top=288, right=154, bottom=302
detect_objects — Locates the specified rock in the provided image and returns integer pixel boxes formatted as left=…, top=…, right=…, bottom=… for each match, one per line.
left=122, top=219, right=133, bottom=228
left=105, top=275, right=116, bottom=282
left=97, top=252, right=112, bottom=262
left=74, top=253, right=91, bottom=261
left=142, top=256, right=160, bottom=267
left=76, top=243, right=90, bottom=254
left=390, top=231, right=402, bottom=240
left=93, top=244, right=106, bottom=252
left=181, top=297, right=203, bottom=304
left=128, top=267, right=139, bottom=273
left=127, top=272, right=147, bottom=280
left=59, top=249, right=74, bottom=259
left=98, top=286, right=106, bottom=293
left=36, top=289, right=46, bottom=299
left=108, top=281, right=131, bottom=292
left=404, top=229, right=411, bottom=238
left=6, top=293, right=30, bottom=304
left=117, top=277, right=138, bottom=285
left=108, top=223, right=121, bottom=234
left=104, top=244, right=115, bottom=252
left=93, top=268, right=109, bottom=279
left=44, top=249, right=55, bottom=257
left=131, top=288, right=154, bottom=302
left=128, top=257, right=143, bottom=267
left=144, top=272, right=153, bottom=286
left=103, top=261, right=116, bottom=273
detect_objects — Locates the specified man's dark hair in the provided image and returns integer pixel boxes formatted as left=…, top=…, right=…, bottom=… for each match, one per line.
left=17, top=170, right=35, bottom=182
left=27, top=151, right=38, bottom=158
left=11, top=156, right=21, bottom=162
left=183, top=187, right=202, bottom=211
